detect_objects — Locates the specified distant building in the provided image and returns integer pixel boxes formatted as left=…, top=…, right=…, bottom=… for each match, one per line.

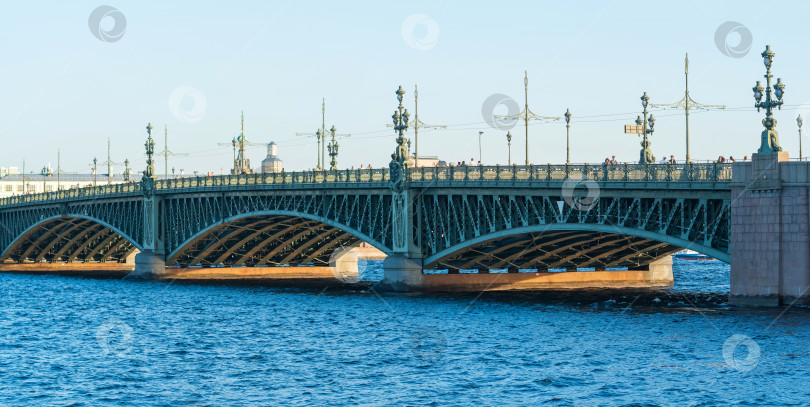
left=0, top=167, right=19, bottom=177
left=262, top=142, right=284, bottom=173
left=0, top=173, right=140, bottom=198
left=408, top=155, right=441, bottom=167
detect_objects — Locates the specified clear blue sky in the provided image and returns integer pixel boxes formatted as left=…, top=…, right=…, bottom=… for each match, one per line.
left=1, top=0, right=808, bottom=174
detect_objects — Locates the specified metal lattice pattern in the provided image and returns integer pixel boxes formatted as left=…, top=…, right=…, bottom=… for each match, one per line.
left=168, top=215, right=361, bottom=266
left=420, top=192, right=729, bottom=269
left=1, top=216, right=136, bottom=263
left=163, top=191, right=393, bottom=261
left=0, top=172, right=732, bottom=269
left=430, top=230, right=678, bottom=271
left=0, top=198, right=143, bottom=262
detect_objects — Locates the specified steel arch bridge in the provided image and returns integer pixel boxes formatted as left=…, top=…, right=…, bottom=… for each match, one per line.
left=0, top=163, right=731, bottom=276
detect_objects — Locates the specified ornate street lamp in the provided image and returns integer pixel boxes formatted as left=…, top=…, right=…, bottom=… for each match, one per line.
left=635, top=92, right=656, bottom=164
left=798, top=114, right=804, bottom=160
left=315, top=129, right=322, bottom=169
left=144, top=123, right=156, bottom=181
left=231, top=136, right=237, bottom=173
left=389, top=86, right=410, bottom=188
left=478, top=131, right=484, bottom=164
left=92, top=157, right=98, bottom=186
left=564, top=108, right=572, bottom=165
left=93, top=157, right=98, bottom=186
left=327, top=125, right=339, bottom=171
left=506, top=131, right=512, bottom=165
left=124, top=158, right=130, bottom=181
left=753, top=45, right=785, bottom=154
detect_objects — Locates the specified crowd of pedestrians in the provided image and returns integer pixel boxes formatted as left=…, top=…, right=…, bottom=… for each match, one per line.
left=596, top=155, right=749, bottom=164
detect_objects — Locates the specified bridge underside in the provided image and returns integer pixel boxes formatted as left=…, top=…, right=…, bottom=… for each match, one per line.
left=1, top=216, right=136, bottom=263
left=168, top=215, right=365, bottom=267
left=426, top=230, right=681, bottom=271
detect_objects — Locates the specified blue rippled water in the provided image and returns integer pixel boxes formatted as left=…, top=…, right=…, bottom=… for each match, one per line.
left=1, top=260, right=808, bottom=406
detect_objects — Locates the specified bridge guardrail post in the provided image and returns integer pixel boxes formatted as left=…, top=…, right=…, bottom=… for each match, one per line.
left=624, top=163, right=629, bottom=181
left=546, top=164, right=551, bottom=181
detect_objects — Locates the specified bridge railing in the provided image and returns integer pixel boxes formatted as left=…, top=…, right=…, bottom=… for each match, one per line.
left=153, top=169, right=391, bottom=190
left=0, top=182, right=142, bottom=207
left=406, top=163, right=732, bottom=183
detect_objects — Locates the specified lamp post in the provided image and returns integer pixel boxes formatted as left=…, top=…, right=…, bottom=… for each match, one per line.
left=92, top=157, right=98, bottom=186
left=506, top=131, right=512, bottom=165
left=478, top=131, right=484, bottom=164
left=753, top=45, right=785, bottom=155
left=144, top=123, right=156, bottom=181
left=798, top=114, right=803, bottom=161
left=327, top=125, right=339, bottom=171
left=564, top=108, right=572, bottom=165
left=635, top=92, right=656, bottom=164
left=57, top=149, right=61, bottom=191
left=123, top=159, right=130, bottom=181
left=392, top=86, right=411, bottom=166
left=315, top=129, right=322, bottom=169
left=231, top=137, right=237, bottom=174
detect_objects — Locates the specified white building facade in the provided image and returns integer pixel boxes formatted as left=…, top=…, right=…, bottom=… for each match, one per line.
left=0, top=172, right=140, bottom=198
left=261, top=142, right=284, bottom=173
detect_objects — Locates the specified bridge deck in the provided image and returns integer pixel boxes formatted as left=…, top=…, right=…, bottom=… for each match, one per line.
left=0, top=163, right=731, bottom=208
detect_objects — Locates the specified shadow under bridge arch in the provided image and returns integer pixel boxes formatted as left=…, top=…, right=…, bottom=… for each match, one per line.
left=0, top=214, right=142, bottom=263
left=166, top=211, right=392, bottom=267
left=423, top=223, right=730, bottom=271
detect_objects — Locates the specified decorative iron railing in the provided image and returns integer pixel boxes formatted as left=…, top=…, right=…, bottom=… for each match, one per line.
left=406, top=162, right=733, bottom=183
left=0, top=163, right=732, bottom=207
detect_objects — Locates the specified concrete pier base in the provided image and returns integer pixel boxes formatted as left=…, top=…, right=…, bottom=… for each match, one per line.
left=376, top=254, right=673, bottom=293
left=375, top=254, right=424, bottom=292
left=159, top=266, right=343, bottom=285
left=128, top=250, right=167, bottom=280
left=0, top=261, right=134, bottom=278
left=417, top=268, right=673, bottom=292
left=329, top=246, right=388, bottom=283
left=730, top=153, right=810, bottom=307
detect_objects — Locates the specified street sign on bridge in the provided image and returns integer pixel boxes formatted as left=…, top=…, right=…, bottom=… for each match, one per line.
left=624, top=124, right=643, bottom=134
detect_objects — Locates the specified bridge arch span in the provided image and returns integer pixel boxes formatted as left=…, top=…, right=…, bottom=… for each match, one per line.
left=166, top=210, right=392, bottom=267
left=423, top=223, right=729, bottom=271
left=0, top=214, right=143, bottom=263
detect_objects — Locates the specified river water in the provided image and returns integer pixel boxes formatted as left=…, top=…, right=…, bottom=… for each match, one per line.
left=0, top=260, right=808, bottom=406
